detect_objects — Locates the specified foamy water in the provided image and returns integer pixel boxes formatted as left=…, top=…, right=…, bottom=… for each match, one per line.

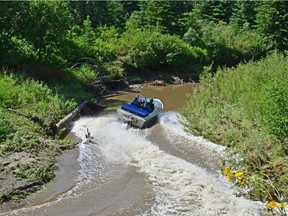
left=71, top=113, right=264, bottom=215
left=2, top=112, right=266, bottom=216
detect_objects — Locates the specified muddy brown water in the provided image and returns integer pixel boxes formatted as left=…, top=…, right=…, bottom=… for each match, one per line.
left=0, top=83, right=265, bottom=216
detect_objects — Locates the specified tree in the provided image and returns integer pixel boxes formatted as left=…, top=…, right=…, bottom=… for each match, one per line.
left=69, top=1, right=126, bottom=29
left=0, top=2, right=30, bottom=66
left=256, top=1, right=288, bottom=51
left=230, top=0, right=261, bottom=29
left=22, top=1, right=72, bottom=63
left=127, top=0, right=193, bottom=35
left=120, top=1, right=141, bottom=17
left=115, top=29, right=206, bottom=72
left=188, top=0, right=235, bottom=24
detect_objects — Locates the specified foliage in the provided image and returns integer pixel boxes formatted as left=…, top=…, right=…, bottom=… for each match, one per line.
left=0, top=0, right=281, bottom=80
left=183, top=20, right=270, bottom=68
left=0, top=192, right=12, bottom=203
left=23, top=0, right=72, bottom=64
left=69, top=1, right=127, bottom=28
left=222, top=167, right=287, bottom=215
left=0, top=70, right=77, bottom=202
left=0, top=2, right=32, bottom=66
left=115, top=29, right=206, bottom=72
left=187, top=0, right=235, bottom=24
left=0, top=0, right=73, bottom=68
left=261, top=83, right=288, bottom=138
left=181, top=53, right=288, bottom=201
left=256, top=1, right=288, bottom=51
left=230, top=0, right=261, bottom=30
left=66, top=18, right=122, bottom=76
left=127, top=0, right=193, bottom=35
left=0, top=71, right=76, bottom=149
left=26, top=163, right=56, bottom=183
left=0, top=72, right=76, bottom=115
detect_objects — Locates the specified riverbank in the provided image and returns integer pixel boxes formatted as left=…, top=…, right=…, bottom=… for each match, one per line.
left=181, top=53, right=288, bottom=212
left=0, top=72, right=78, bottom=205
left=0, top=69, right=193, bottom=208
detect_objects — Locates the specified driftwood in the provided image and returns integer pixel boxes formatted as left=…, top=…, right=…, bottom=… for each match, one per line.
left=55, top=100, right=89, bottom=132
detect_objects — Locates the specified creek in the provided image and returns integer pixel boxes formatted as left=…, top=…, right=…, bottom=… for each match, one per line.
left=0, top=83, right=265, bottom=216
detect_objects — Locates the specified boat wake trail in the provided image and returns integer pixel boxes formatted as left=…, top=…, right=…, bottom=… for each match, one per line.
left=3, top=113, right=265, bottom=216
left=73, top=113, right=264, bottom=216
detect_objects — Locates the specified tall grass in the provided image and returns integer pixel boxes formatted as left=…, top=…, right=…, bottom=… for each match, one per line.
left=0, top=72, right=76, bottom=120
left=181, top=53, right=288, bottom=200
left=0, top=70, right=77, bottom=169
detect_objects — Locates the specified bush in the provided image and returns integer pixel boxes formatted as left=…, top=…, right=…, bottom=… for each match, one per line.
left=183, top=21, right=271, bottom=68
left=67, top=19, right=116, bottom=62
left=115, top=29, right=206, bottom=72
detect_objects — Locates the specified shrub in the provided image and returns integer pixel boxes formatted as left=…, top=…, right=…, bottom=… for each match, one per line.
left=115, top=29, right=206, bottom=72
left=183, top=21, right=271, bottom=68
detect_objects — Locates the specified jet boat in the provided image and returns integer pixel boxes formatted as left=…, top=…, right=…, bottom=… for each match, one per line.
left=117, top=95, right=163, bottom=128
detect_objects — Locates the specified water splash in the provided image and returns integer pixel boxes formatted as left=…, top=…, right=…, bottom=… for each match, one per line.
left=159, top=111, right=225, bottom=154
left=2, top=113, right=266, bottom=216
left=83, top=114, right=264, bottom=215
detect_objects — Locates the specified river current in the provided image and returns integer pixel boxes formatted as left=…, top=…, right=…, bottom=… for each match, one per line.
left=0, top=84, right=266, bottom=216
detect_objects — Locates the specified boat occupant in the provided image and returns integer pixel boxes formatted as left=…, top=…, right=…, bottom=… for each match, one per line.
left=139, top=98, right=146, bottom=108
left=145, top=98, right=154, bottom=112
left=132, top=95, right=140, bottom=107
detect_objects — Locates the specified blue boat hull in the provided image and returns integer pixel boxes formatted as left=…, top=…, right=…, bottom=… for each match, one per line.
left=117, top=98, right=163, bottom=128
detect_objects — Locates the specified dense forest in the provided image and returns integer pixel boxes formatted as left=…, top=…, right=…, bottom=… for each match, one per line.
left=2, top=0, right=287, bottom=78
left=0, top=0, right=288, bottom=211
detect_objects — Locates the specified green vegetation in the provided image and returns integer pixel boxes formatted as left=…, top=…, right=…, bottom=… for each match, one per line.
left=181, top=53, right=288, bottom=202
left=183, top=20, right=270, bottom=68
left=3, top=0, right=284, bottom=77
left=0, top=0, right=287, bottom=208
left=115, top=29, right=206, bottom=72
left=0, top=71, right=76, bottom=152
left=0, top=71, right=77, bottom=201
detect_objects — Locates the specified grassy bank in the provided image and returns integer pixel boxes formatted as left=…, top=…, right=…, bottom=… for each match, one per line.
left=181, top=53, right=288, bottom=205
left=0, top=70, right=89, bottom=202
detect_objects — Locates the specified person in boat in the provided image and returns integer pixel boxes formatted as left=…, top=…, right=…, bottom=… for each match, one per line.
left=146, top=98, right=154, bottom=111
left=139, top=97, right=146, bottom=108
left=132, top=95, right=141, bottom=107
left=134, top=95, right=139, bottom=102
left=132, top=95, right=146, bottom=108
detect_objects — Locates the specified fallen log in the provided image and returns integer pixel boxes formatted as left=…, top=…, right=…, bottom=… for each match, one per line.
left=56, top=100, right=89, bottom=132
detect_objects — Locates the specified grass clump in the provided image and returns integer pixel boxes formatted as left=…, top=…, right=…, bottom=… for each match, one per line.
left=181, top=53, right=288, bottom=202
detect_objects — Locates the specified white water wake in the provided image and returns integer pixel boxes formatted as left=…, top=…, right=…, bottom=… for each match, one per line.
left=2, top=112, right=266, bottom=216
left=72, top=113, right=264, bottom=216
